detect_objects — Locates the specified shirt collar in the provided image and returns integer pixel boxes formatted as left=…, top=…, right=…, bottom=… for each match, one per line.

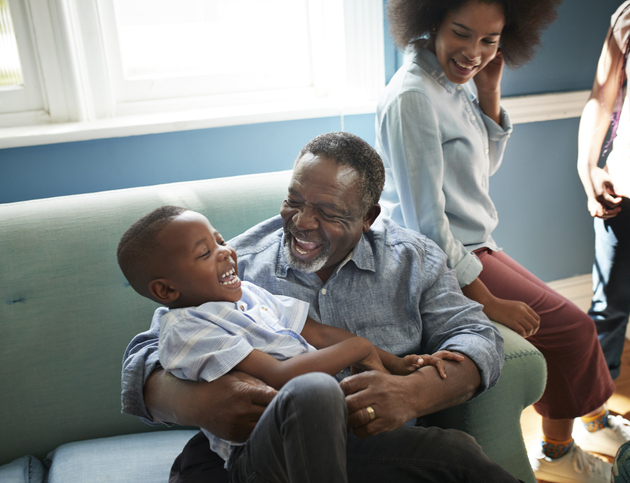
left=275, top=231, right=376, bottom=279
left=413, top=40, right=463, bottom=96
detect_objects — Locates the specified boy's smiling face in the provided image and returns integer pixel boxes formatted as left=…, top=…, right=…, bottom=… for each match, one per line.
left=151, top=211, right=242, bottom=308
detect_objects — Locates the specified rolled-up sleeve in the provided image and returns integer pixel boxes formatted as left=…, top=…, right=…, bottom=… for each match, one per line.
left=417, top=240, right=504, bottom=396
left=120, top=308, right=165, bottom=424
left=380, top=90, right=482, bottom=286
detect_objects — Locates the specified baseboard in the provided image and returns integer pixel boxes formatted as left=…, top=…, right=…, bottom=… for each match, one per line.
left=547, top=274, right=630, bottom=340
left=547, top=274, right=592, bottom=313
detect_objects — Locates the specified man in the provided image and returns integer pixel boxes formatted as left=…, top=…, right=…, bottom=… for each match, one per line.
left=122, top=132, right=513, bottom=482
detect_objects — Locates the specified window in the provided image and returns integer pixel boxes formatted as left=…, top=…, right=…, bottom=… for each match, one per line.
left=0, top=0, right=385, bottom=144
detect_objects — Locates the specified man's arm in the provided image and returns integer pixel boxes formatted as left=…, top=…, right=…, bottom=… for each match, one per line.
left=340, top=353, right=480, bottom=437
left=302, top=317, right=462, bottom=377
left=337, top=233, right=503, bottom=436
left=144, top=368, right=276, bottom=442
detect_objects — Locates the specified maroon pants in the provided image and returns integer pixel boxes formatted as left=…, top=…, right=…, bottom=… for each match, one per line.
left=476, top=249, right=615, bottom=420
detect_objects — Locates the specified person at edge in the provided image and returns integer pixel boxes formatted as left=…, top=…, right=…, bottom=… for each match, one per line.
left=577, top=2, right=630, bottom=384
left=376, top=1, right=630, bottom=482
left=121, top=131, right=521, bottom=482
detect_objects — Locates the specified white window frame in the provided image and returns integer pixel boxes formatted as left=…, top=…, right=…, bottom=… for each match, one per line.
left=0, top=0, right=386, bottom=148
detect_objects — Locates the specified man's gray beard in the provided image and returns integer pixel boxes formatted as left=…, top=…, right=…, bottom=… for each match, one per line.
left=282, top=236, right=329, bottom=274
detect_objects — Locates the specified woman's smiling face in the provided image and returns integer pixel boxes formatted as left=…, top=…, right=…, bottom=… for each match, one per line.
left=433, top=0, right=505, bottom=84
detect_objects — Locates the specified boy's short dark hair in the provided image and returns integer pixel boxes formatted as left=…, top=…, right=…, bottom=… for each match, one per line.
left=117, top=205, right=187, bottom=297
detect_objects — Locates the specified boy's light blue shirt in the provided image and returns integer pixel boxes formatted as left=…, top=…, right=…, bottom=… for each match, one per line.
left=158, top=281, right=314, bottom=463
left=376, top=41, right=513, bottom=287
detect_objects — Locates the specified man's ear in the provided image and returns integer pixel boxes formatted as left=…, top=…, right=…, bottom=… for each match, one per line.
left=148, top=278, right=180, bottom=304
left=362, top=204, right=381, bottom=232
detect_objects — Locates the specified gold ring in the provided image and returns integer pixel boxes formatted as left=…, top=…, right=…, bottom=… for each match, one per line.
left=366, top=405, right=376, bottom=421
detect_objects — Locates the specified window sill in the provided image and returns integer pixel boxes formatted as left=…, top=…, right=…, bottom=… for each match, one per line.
left=0, top=98, right=378, bottom=149
left=0, top=90, right=589, bottom=150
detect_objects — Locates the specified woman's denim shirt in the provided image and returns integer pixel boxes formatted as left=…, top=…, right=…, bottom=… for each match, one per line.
left=376, top=41, right=513, bottom=287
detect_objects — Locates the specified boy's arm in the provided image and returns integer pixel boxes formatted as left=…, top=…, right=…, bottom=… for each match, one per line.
left=300, top=317, right=462, bottom=377
left=235, top=336, right=385, bottom=390
left=386, top=350, right=466, bottom=377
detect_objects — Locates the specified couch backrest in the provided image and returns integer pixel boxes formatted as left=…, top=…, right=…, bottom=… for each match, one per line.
left=0, top=170, right=292, bottom=464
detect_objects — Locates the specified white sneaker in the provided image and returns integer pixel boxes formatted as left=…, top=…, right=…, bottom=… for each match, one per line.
left=574, top=415, right=630, bottom=456
left=530, top=444, right=612, bottom=483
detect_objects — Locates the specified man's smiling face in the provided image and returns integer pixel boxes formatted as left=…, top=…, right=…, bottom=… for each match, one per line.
left=280, top=153, right=370, bottom=282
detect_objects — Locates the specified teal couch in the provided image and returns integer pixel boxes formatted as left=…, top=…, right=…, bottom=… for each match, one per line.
left=0, top=170, right=547, bottom=483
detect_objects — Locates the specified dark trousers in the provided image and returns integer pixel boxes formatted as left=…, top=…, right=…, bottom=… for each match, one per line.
left=170, top=426, right=523, bottom=483
left=590, top=197, right=630, bottom=380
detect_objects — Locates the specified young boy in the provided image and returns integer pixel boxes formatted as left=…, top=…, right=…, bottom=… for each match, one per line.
left=117, top=205, right=464, bottom=483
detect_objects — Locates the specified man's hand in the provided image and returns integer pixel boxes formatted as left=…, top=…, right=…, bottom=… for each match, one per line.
left=340, top=355, right=480, bottom=437
left=340, top=371, right=421, bottom=437
left=145, top=369, right=277, bottom=442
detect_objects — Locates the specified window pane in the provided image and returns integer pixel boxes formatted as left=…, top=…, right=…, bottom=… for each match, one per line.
left=111, top=0, right=312, bottom=94
left=0, top=0, right=23, bottom=87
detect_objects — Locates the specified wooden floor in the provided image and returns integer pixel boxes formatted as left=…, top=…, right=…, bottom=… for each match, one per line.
left=520, top=276, right=630, bottom=482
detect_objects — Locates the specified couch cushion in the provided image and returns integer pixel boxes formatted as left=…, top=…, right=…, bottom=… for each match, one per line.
left=45, top=430, right=198, bottom=483
left=0, top=455, right=45, bottom=483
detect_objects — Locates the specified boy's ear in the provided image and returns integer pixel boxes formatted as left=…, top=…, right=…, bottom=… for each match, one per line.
left=148, top=278, right=180, bottom=304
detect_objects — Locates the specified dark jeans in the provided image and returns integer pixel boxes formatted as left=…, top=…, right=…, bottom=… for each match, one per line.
left=170, top=385, right=521, bottom=482
left=590, top=197, right=630, bottom=380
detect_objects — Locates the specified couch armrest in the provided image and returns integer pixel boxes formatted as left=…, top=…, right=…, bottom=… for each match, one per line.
left=425, top=322, right=546, bottom=483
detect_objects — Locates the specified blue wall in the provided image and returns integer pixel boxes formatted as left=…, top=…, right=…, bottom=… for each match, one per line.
left=0, top=0, right=622, bottom=282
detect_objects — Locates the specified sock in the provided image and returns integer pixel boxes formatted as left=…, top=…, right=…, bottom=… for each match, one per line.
left=581, top=408, right=609, bottom=432
left=542, top=437, right=574, bottom=459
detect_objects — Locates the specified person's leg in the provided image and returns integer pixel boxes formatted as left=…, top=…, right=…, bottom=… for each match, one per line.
left=477, top=250, right=615, bottom=480
left=346, top=423, right=521, bottom=483
left=228, top=372, right=348, bottom=483
left=169, top=431, right=228, bottom=483
left=476, top=249, right=614, bottom=422
left=590, top=198, right=630, bottom=380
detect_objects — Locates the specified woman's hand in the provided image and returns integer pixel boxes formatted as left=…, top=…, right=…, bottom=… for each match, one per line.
left=473, top=50, right=504, bottom=124
left=474, top=50, right=504, bottom=94
left=462, top=277, right=540, bottom=338
left=482, top=296, right=540, bottom=338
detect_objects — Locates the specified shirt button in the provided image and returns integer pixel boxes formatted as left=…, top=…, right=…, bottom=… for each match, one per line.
left=485, top=148, right=489, bottom=155
left=471, top=115, right=476, bottom=122
left=321, top=288, right=327, bottom=295
left=456, top=85, right=462, bottom=91
left=482, top=178, right=486, bottom=188
left=239, top=304, right=245, bottom=311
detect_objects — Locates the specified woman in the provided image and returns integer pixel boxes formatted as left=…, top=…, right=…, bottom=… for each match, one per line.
left=577, top=2, right=630, bottom=383
left=376, top=1, right=629, bottom=482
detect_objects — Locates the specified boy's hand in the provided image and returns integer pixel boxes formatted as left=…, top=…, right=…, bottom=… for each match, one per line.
left=390, top=351, right=465, bottom=378
left=350, top=344, right=388, bottom=375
